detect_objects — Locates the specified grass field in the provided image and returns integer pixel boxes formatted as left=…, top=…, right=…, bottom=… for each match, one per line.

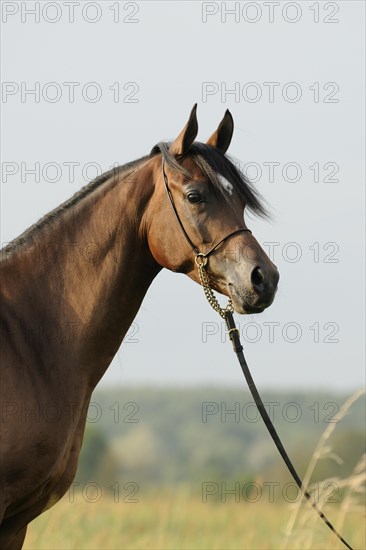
left=23, top=488, right=365, bottom=550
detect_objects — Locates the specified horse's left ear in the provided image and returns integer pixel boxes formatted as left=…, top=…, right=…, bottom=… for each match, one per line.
left=169, top=104, right=198, bottom=156
left=206, top=109, right=234, bottom=153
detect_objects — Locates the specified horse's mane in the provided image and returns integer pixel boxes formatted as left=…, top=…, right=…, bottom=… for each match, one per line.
left=2, top=144, right=267, bottom=256
left=1, top=157, right=148, bottom=255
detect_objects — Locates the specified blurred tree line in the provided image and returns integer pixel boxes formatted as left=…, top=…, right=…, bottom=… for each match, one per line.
left=74, top=388, right=365, bottom=500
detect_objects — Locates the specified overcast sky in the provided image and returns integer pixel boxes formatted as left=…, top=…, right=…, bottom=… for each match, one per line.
left=1, top=1, right=365, bottom=391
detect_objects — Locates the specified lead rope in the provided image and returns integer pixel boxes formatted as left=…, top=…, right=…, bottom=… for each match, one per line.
left=197, top=257, right=353, bottom=550
left=161, top=156, right=352, bottom=548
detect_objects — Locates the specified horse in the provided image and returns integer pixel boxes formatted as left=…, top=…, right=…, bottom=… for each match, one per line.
left=0, top=105, right=279, bottom=548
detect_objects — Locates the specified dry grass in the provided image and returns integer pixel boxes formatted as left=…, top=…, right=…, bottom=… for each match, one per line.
left=283, top=389, right=365, bottom=550
left=23, top=490, right=365, bottom=550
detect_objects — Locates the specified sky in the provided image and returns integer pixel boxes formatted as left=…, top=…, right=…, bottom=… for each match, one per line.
left=1, top=1, right=365, bottom=391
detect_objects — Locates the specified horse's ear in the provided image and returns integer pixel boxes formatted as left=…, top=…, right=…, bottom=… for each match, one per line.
left=206, top=109, right=234, bottom=153
left=169, top=104, right=198, bottom=156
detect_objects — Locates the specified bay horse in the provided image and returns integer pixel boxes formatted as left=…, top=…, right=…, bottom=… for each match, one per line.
left=0, top=105, right=279, bottom=548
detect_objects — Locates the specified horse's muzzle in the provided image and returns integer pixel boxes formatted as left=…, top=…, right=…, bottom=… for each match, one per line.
left=229, top=264, right=279, bottom=314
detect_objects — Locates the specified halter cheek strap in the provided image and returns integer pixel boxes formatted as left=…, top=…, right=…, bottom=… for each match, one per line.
left=162, top=160, right=252, bottom=260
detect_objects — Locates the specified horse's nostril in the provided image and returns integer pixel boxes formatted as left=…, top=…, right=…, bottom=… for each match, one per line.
left=251, top=266, right=265, bottom=293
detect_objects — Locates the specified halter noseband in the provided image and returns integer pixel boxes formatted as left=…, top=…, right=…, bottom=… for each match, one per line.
left=162, top=159, right=251, bottom=317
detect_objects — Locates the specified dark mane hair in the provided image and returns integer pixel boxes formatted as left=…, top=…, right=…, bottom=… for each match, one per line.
left=150, top=141, right=268, bottom=218
left=2, top=143, right=267, bottom=256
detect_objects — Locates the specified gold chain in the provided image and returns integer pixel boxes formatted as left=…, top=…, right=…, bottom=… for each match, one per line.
left=195, top=254, right=234, bottom=319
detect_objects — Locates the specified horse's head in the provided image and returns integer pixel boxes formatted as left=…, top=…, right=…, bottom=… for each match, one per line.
left=147, top=105, right=279, bottom=314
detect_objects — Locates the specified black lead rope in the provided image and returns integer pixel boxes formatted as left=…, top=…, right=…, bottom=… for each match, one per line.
left=225, top=311, right=353, bottom=550
left=162, top=158, right=353, bottom=549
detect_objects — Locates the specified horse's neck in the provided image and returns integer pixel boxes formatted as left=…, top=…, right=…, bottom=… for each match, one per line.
left=1, top=161, right=161, bottom=388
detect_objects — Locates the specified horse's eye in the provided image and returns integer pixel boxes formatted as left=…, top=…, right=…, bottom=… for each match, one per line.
left=187, top=192, right=202, bottom=204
